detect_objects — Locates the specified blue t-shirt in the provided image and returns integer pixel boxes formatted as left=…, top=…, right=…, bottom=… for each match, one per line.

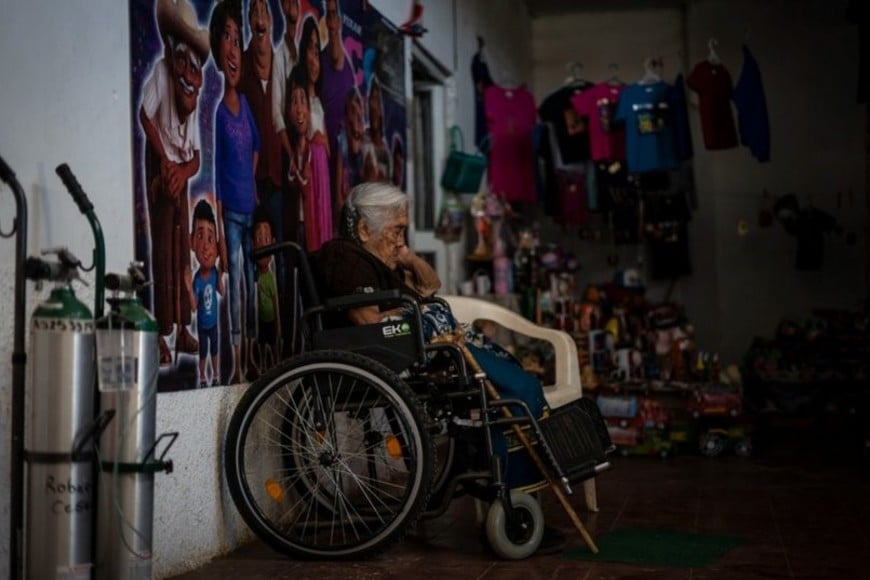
left=733, top=45, right=770, bottom=163
left=194, top=267, right=219, bottom=330
left=215, top=94, right=260, bottom=214
left=613, top=81, right=679, bottom=173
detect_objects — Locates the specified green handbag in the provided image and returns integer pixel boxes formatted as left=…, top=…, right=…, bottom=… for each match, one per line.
left=440, top=126, right=488, bottom=193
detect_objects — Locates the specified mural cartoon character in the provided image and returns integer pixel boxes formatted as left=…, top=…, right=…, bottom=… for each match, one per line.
left=189, top=198, right=223, bottom=387
left=139, top=0, right=210, bottom=366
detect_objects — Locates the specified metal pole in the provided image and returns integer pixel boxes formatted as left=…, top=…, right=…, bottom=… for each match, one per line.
left=1, top=155, right=29, bottom=580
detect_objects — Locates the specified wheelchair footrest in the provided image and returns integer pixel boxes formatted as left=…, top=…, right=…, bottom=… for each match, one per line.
left=539, top=401, right=611, bottom=484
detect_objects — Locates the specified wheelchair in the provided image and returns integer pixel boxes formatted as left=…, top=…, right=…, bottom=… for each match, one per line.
left=223, top=242, right=613, bottom=561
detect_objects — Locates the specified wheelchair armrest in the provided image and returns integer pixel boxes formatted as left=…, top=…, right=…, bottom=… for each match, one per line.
left=323, top=289, right=405, bottom=310
left=440, top=294, right=583, bottom=410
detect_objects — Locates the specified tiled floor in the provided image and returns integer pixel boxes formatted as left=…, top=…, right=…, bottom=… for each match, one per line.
left=169, top=421, right=870, bottom=580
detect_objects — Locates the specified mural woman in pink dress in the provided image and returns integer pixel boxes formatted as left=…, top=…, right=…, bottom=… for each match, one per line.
left=297, top=15, right=332, bottom=250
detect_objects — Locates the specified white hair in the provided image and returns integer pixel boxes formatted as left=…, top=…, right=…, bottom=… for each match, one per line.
left=347, top=181, right=407, bottom=236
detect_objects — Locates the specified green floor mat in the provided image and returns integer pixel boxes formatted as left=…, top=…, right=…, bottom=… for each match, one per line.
left=562, top=527, right=743, bottom=567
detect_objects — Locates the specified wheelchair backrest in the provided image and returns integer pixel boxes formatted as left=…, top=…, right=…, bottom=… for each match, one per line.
left=254, top=240, right=425, bottom=372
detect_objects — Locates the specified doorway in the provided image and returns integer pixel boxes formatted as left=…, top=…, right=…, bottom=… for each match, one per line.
left=410, top=43, right=454, bottom=291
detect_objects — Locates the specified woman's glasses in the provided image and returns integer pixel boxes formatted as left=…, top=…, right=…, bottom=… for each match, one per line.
left=383, top=225, right=407, bottom=244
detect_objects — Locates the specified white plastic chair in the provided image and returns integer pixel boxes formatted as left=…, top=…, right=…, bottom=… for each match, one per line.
left=441, top=294, right=599, bottom=511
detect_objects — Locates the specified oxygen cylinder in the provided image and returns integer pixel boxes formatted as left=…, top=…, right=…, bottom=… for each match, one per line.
left=94, top=265, right=166, bottom=580
left=23, top=252, right=96, bottom=580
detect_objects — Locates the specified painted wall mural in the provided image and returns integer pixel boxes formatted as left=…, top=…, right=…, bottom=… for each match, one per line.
left=129, top=0, right=406, bottom=391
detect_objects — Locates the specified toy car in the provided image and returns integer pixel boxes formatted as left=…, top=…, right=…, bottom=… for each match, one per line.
left=688, top=384, right=742, bottom=418
left=698, top=427, right=752, bottom=458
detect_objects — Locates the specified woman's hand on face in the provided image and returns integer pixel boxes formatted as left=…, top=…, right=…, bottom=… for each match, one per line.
left=396, top=245, right=415, bottom=267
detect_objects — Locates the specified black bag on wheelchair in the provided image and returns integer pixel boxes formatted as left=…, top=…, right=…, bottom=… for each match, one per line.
left=310, top=289, right=427, bottom=373
left=312, top=318, right=421, bottom=373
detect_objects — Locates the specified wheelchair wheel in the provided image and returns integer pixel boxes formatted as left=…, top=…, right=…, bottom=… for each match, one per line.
left=225, top=350, right=434, bottom=560
left=484, top=491, right=544, bottom=560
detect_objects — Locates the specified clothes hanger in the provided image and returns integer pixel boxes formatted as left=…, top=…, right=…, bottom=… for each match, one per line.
left=564, top=61, right=586, bottom=87
left=500, top=66, right=521, bottom=92
left=707, top=38, right=721, bottom=64
left=639, top=57, right=662, bottom=85
left=606, top=62, right=622, bottom=85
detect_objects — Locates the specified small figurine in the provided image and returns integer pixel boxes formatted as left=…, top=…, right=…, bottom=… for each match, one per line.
left=468, top=190, right=492, bottom=260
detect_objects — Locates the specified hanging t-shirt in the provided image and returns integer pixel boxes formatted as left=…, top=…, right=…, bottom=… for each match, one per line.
left=686, top=61, right=739, bottom=150
left=538, top=84, right=592, bottom=164
left=733, top=45, right=770, bottom=162
left=595, top=163, right=639, bottom=244
left=613, top=81, right=679, bottom=174
left=571, top=82, right=626, bottom=162
left=532, top=123, right=550, bottom=206
left=471, top=51, right=494, bottom=148
left=670, top=74, right=694, bottom=162
left=555, top=167, right=588, bottom=226
left=485, top=85, right=538, bottom=203
left=644, top=191, right=692, bottom=280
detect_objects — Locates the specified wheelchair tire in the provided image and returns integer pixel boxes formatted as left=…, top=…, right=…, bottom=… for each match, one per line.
left=225, top=350, right=434, bottom=560
left=484, top=491, right=544, bottom=560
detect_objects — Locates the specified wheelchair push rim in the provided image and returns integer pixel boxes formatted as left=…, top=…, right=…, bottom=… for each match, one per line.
left=224, top=350, right=434, bottom=560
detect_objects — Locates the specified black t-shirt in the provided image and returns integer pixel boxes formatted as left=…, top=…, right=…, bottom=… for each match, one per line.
left=538, top=84, right=593, bottom=163
left=645, top=192, right=692, bottom=279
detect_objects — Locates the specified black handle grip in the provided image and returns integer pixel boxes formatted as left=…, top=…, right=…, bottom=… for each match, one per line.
left=106, top=263, right=149, bottom=292
left=23, top=257, right=63, bottom=282
left=55, top=164, right=94, bottom=213
left=0, top=155, right=15, bottom=185
left=105, top=273, right=127, bottom=292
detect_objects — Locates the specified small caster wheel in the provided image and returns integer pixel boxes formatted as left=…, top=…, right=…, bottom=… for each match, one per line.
left=699, top=433, right=724, bottom=457
left=485, top=490, right=544, bottom=560
left=734, top=437, right=753, bottom=457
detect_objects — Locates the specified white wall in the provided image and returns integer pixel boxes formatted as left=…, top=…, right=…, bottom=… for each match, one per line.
left=0, top=1, right=532, bottom=578
left=686, top=0, right=865, bottom=364
left=1, top=1, right=141, bottom=577
left=531, top=0, right=866, bottom=364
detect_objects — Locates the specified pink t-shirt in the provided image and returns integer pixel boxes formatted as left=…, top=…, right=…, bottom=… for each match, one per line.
left=571, top=83, right=626, bottom=161
left=484, top=85, right=538, bottom=203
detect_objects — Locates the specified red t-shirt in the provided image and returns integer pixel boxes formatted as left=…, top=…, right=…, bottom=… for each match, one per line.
left=484, top=85, right=538, bottom=203
left=571, top=82, right=626, bottom=161
left=686, top=61, right=739, bottom=150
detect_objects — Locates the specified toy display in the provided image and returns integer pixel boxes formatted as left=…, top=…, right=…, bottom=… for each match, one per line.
left=741, top=308, right=868, bottom=459
left=595, top=383, right=752, bottom=459
left=504, top=235, right=757, bottom=460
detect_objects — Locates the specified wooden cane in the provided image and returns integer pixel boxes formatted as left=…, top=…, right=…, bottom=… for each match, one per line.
left=433, top=334, right=599, bottom=553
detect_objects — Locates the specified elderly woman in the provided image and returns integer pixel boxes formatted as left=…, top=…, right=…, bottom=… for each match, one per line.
left=316, top=180, right=548, bottom=414
left=314, top=181, right=565, bottom=554
left=315, top=183, right=541, bottom=391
